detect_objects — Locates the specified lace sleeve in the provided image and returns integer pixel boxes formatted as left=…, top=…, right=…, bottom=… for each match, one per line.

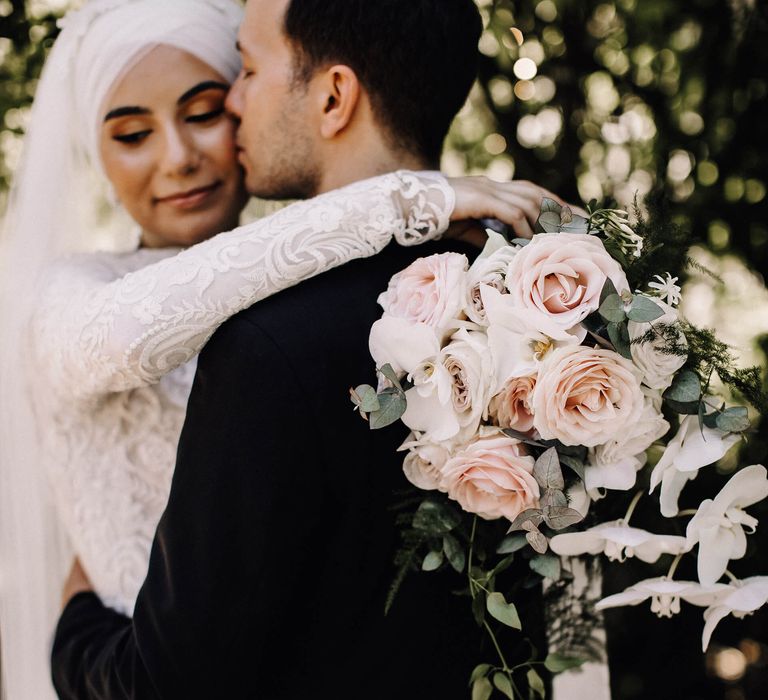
left=31, top=170, right=454, bottom=402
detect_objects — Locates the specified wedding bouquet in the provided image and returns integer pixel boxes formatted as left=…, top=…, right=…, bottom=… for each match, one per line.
left=350, top=198, right=767, bottom=699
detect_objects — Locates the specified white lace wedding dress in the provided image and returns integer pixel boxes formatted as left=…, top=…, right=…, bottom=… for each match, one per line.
left=29, top=171, right=453, bottom=615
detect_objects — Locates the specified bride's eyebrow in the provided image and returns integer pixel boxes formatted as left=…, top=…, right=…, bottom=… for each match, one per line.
left=104, top=106, right=150, bottom=122
left=177, top=81, right=230, bottom=106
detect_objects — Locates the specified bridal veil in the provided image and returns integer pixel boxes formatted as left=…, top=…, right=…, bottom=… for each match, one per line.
left=0, top=1, right=242, bottom=696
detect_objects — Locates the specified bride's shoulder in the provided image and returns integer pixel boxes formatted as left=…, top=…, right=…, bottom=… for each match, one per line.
left=43, top=248, right=175, bottom=288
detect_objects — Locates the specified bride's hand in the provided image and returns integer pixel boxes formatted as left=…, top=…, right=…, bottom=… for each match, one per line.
left=448, top=176, right=587, bottom=240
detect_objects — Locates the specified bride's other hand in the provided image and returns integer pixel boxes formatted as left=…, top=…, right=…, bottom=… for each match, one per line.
left=61, top=558, right=93, bottom=610
left=448, top=176, right=587, bottom=240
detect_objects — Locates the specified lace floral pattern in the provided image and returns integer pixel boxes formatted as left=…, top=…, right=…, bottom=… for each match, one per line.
left=30, top=171, right=454, bottom=614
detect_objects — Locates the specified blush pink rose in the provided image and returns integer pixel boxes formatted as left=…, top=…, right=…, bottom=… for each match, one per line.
left=488, top=375, right=537, bottom=434
left=440, top=434, right=539, bottom=521
left=505, top=233, right=629, bottom=332
left=532, top=345, right=644, bottom=447
left=378, top=252, right=468, bottom=339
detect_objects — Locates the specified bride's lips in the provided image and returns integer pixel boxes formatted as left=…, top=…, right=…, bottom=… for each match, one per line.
left=155, top=182, right=221, bottom=210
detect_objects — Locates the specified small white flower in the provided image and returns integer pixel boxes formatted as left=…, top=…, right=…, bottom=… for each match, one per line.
left=648, top=273, right=682, bottom=307
left=550, top=520, right=689, bottom=563
left=686, top=464, right=768, bottom=585
left=649, top=415, right=740, bottom=517
left=596, top=577, right=728, bottom=619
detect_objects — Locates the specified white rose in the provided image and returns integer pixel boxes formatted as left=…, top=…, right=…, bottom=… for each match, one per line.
left=628, top=299, right=688, bottom=390
left=402, top=329, right=493, bottom=443
left=400, top=436, right=450, bottom=492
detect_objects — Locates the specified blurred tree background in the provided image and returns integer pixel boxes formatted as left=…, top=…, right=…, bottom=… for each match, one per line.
left=1, top=0, right=767, bottom=697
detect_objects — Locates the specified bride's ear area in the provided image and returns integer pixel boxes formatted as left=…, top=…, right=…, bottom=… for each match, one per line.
left=316, top=65, right=361, bottom=140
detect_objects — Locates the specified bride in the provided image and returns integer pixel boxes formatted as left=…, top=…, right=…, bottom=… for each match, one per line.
left=0, top=0, right=562, bottom=697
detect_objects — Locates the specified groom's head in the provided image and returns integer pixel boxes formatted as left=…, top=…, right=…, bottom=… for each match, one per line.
left=227, top=0, right=482, bottom=199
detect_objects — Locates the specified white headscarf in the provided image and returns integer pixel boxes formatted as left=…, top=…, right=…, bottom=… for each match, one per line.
left=0, top=2, right=243, bottom=698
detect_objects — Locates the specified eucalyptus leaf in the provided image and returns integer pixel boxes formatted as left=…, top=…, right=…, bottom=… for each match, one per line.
left=487, top=591, right=523, bottom=630
left=664, top=370, right=702, bottom=403
left=369, top=389, right=407, bottom=429
left=540, top=489, right=568, bottom=509
left=524, top=522, right=549, bottom=554
left=607, top=321, right=632, bottom=359
left=502, top=429, right=548, bottom=448
left=560, top=215, right=590, bottom=234
left=471, top=678, right=493, bottom=700
left=537, top=210, right=562, bottom=233
left=543, top=506, right=584, bottom=531
left=702, top=409, right=721, bottom=430
left=534, top=447, right=565, bottom=490
left=493, top=673, right=515, bottom=700
left=716, top=406, right=751, bottom=433
left=472, top=588, right=487, bottom=626
left=558, top=454, right=585, bottom=480
left=470, top=663, right=493, bottom=685
left=490, top=554, right=516, bottom=579
left=544, top=653, right=586, bottom=673
left=527, top=668, right=546, bottom=698
left=600, top=277, right=619, bottom=305
left=530, top=553, right=561, bottom=580
left=443, top=534, right=466, bottom=573
left=422, top=550, right=444, bottom=572
left=352, top=384, right=380, bottom=413
left=377, top=363, right=403, bottom=392
left=496, top=532, right=529, bottom=555
left=511, top=237, right=531, bottom=247
left=413, top=500, right=461, bottom=534
left=599, top=294, right=626, bottom=323
left=627, top=295, right=665, bottom=323
left=540, top=197, right=562, bottom=214
left=666, top=398, right=703, bottom=415
left=508, top=508, right=545, bottom=532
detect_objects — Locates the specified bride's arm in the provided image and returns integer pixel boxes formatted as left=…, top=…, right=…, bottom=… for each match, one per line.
left=31, top=171, right=453, bottom=402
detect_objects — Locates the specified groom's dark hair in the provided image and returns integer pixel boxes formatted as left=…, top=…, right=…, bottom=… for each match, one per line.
left=283, top=0, right=483, bottom=166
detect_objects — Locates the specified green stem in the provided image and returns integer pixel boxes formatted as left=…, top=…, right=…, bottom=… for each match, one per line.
left=623, top=490, right=643, bottom=525
left=724, top=569, right=740, bottom=584
left=483, top=621, right=511, bottom=673
left=676, top=509, right=698, bottom=517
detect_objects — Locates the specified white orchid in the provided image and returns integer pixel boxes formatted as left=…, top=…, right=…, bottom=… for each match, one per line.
left=596, top=577, right=728, bottom=619
left=686, top=465, right=768, bottom=585
left=368, top=316, right=440, bottom=377
left=550, top=520, right=689, bottom=563
left=695, top=576, right=768, bottom=651
left=649, top=415, right=740, bottom=517
left=481, top=285, right=580, bottom=388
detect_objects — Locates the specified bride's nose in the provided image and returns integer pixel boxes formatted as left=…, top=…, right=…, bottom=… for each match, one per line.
left=159, top=125, right=200, bottom=177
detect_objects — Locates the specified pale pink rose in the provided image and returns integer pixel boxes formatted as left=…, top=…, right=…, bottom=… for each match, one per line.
left=505, top=233, right=629, bottom=333
left=401, top=441, right=450, bottom=492
left=488, top=375, right=537, bottom=434
left=440, top=434, right=539, bottom=521
left=378, top=252, right=468, bottom=339
left=532, top=345, right=644, bottom=447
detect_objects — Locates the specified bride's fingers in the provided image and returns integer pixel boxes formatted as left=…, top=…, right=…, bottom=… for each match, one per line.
left=488, top=195, right=536, bottom=238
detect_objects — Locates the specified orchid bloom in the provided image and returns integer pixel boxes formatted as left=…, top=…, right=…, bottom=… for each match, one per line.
left=481, top=285, right=580, bottom=388
left=695, top=576, right=768, bottom=651
left=686, top=465, right=768, bottom=586
left=550, top=520, right=689, bottom=563
left=596, top=577, right=728, bottom=619
left=649, top=415, right=740, bottom=517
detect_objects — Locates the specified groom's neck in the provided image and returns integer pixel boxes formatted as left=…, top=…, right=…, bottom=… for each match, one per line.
left=314, top=143, right=434, bottom=195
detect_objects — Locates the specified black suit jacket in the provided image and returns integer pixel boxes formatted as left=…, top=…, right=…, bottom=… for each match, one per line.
left=52, top=240, right=489, bottom=699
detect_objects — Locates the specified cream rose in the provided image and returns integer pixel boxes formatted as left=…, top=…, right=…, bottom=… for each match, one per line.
left=440, top=433, right=539, bottom=521
left=488, top=375, right=537, bottom=434
left=464, top=232, right=518, bottom=325
left=532, top=345, right=645, bottom=447
left=378, top=252, right=468, bottom=340
left=628, top=300, right=688, bottom=390
left=400, top=438, right=450, bottom=492
left=505, top=233, right=629, bottom=334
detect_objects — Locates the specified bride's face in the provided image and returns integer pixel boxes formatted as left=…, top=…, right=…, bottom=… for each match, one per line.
left=99, top=45, right=248, bottom=248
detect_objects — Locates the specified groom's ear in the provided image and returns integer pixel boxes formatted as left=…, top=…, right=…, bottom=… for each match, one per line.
left=315, top=65, right=361, bottom=140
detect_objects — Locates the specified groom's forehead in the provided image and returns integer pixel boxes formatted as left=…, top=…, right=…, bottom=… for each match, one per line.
left=242, top=0, right=290, bottom=43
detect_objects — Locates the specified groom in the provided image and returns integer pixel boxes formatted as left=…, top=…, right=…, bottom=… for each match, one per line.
left=52, top=1, right=548, bottom=697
